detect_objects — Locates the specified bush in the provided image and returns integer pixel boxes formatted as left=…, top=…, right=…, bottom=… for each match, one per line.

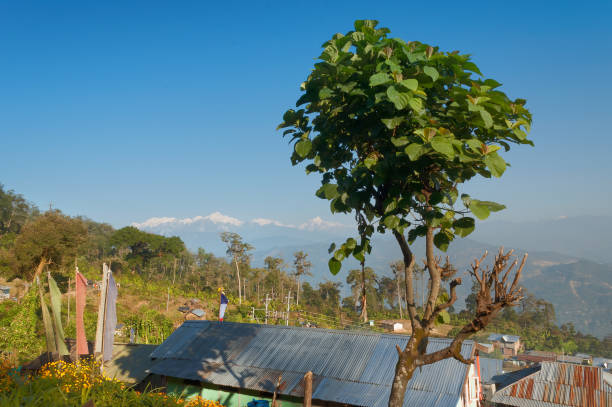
left=0, top=357, right=224, bottom=406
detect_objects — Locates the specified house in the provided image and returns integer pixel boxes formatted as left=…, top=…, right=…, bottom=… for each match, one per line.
left=478, top=357, right=504, bottom=402
left=476, top=343, right=495, bottom=354
left=557, top=354, right=592, bottom=365
left=594, top=358, right=612, bottom=370
left=490, top=361, right=612, bottom=406
left=487, top=334, right=522, bottom=357
left=516, top=350, right=556, bottom=365
left=379, top=320, right=407, bottom=332
left=147, top=321, right=481, bottom=407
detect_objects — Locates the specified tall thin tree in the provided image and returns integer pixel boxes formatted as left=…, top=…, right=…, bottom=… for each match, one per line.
left=220, top=232, right=253, bottom=305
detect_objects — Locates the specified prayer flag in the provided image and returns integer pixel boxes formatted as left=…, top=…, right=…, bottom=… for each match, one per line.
left=102, top=271, right=117, bottom=362
left=37, top=276, right=56, bottom=354
left=48, top=273, right=69, bottom=356
left=94, top=264, right=109, bottom=355
left=75, top=270, right=88, bottom=355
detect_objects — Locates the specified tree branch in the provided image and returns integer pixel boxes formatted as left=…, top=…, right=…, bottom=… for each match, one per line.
left=392, top=230, right=421, bottom=332
left=422, top=227, right=441, bottom=323
left=421, top=248, right=527, bottom=367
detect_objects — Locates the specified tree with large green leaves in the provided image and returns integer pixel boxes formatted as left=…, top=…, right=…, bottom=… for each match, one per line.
left=278, top=20, right=531, bottom=406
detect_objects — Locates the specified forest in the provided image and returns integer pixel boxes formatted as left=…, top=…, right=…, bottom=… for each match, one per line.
left=0, top=183, right=610, bottom=363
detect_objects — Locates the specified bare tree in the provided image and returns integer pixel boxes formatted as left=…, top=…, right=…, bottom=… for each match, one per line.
left=388, top=242, right=527, bottom=405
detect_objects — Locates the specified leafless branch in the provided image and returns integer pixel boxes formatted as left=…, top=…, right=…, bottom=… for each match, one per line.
left=421, top=248, right=527, bottom=366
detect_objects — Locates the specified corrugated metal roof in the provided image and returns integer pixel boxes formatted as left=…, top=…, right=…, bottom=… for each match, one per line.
left=359, top=334, right=472, bottom=396
left=492, top=365, right=541, bottom=390
left=556, top=355, right=586, bottom=365
left=150, top=320, right=210, bottom=359
left=491, top=361, right=612, bottom=406
left=105, top=344, right=159, bottom=384
left=149, top=321, right=475, bottom=406
left=488, top=333, right=520, bottom=343
left=479, top=357, right=504, bottom=384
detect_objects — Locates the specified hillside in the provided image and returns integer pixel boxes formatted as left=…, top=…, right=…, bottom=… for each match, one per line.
left=521, top=260, right=612, bottom=338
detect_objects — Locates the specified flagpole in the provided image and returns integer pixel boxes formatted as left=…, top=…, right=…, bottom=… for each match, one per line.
left=100, top=265, right=110, bottom=376
left=75, top=264, right=79, bottom=363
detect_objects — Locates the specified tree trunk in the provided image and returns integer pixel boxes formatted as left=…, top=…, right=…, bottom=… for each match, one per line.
left=296, top=275, right=300, bottom=306
left=396, top=277, right=403, bottom=319
left=234, top=257, right=242, bottom=305
left=360, top=262, right=368, bottom=323
left=25, top=256, right=49, bottom=296
left=388, top=350, right=418, bottom=406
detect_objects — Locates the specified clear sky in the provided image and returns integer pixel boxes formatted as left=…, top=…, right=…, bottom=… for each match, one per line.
left=1, top=0, right=610, bottom=228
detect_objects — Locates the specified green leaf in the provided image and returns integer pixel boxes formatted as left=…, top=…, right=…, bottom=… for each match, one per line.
left=295, top=139, right=312, bottom=158
left=453, top=217, right=475, bottom=237
left=345, top=238, right=357, bottom=250
left=369, top=72, right=392, bottom=87
left=316, top=183, right=339, bottom=199
left=383, top=215, right=400, bottom=229
left=408, top=97, right=422, bottom=112
left=424, top=66, right=439, bottom=82
left=408, top=225, right=427, bottom=244
left=468, top=201, right=490, bottom=220
left=364, top=153, right=378, bottom=169
left=381, top=117, right=404, bottom=129
left=466, top=139, right=482, bottom=153
left=391, top=136, right=410, bottom=147
left=328, top=258, right=341, bottom=275
left=479, top=200, right=506, bottom=212
left=398, top=78, right=418, bottom=91
left=387, top=86, right=411, bottom=110
left=353, top=247, right=365, bottom=263
left=319, top=87, right=333, bottom=99
left=405, top=143, right=425, bottom=160
left=334, top=249, right=345, bottom=261
left=467, top=200, right=506, bottom=220
left=327, top=242, right=336, bottom=254
left=483, top=151, right=506, bottom=177
left=480, top=109, right=493, bottom=128
left=430, top=136, right=455, bottom=159
left=433, top=230, right=451, bottom=251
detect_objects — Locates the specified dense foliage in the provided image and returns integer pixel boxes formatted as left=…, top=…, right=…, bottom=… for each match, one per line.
left=278, top=19, right=533, bottom=271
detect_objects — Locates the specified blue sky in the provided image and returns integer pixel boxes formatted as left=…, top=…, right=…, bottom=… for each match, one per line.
left=1, top=0, right=610, bottom=229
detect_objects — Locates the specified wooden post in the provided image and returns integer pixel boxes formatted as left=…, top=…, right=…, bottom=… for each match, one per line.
left=271, top=374, right=283, bottom=407
left=303, top=371, right=313, bottom=407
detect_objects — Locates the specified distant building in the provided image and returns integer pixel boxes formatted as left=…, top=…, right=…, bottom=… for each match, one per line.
left=479, top=357, right=504, bottom=402
left=516, top=350, right=557, bottom=365
left=476, top=343, right=495, bottom=354
left=487, top=334, right=523, bottom=357
left=557, top=354, right=592, bottom=365
left=490, top=361, right=612, bottom=406
left=0, top=285, right=10, bottom=300
left=148, top=321, right=482, bottom=406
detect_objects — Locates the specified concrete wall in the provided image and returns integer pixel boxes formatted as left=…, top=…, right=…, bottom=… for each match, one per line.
left=459, top=363, right=480, bottom=407
left=167, top=377, right=303, bottom=407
